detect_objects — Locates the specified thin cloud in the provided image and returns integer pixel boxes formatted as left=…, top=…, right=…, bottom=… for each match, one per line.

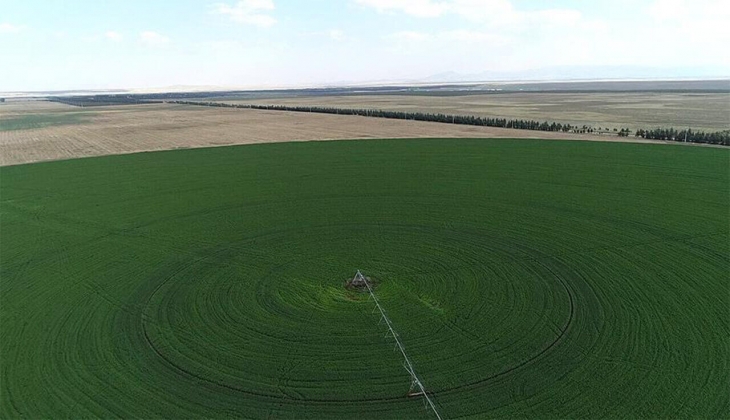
left=213, top=0, right=277, bottom=27
left=105, top=31, right=123, bottom=42
left=139, top=31, right=170, bottom=47
left=299, top=29, right=347, bottom=41
left=387, top=31, right=430, bottom=41
left=386, top=29, right=509, bottom=46
left=439, top=29, right=510, bottom=45
left=355, top=0, right=448, bottom=18
left=0, top=23, right=25, bottom=34
left=329, top=29, right=345, bottom=41
left=357, top=0, right=583, bottom=29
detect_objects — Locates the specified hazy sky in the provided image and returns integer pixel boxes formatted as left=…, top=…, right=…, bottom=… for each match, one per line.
left=1, top=0, right=728, bottom=91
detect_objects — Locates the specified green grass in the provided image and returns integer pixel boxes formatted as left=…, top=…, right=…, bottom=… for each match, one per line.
left=1, top=139, right=728, bottom=418
left=0, top=113, right=90, bottom=131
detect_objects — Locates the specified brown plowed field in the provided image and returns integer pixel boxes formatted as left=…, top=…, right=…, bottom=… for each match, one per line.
left=0, top=101, right=683, bottom=167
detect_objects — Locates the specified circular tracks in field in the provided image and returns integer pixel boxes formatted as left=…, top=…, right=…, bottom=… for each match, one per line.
left=3, top=139, right=727, bottom=418
left=139, top=225, right=579, bottom=405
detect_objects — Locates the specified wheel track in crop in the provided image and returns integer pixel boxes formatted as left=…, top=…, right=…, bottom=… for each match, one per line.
left=132, top=223, right=581, bottom=404
left=3, top=138, right=727, bottom=418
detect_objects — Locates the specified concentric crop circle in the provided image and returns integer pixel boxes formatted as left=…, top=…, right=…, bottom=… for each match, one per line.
left=2, top=139, right=727, bottom=418
left=139, top=226, right=576, bottom=403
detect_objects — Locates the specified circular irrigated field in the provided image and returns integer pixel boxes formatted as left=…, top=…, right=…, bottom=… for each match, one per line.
left=1, top=139, right=728, bottom=418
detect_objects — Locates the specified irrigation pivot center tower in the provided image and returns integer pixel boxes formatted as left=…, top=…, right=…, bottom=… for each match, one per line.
left=353, top=270, right=443, bottom=420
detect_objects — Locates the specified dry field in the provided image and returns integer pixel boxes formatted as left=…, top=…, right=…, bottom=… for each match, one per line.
left=0, top=100, right=670, bottom=167
left=214, top=92, right=730, bottom=132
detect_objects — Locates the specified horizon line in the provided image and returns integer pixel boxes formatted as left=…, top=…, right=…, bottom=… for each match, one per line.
left=2, top=76, right=729, bottom=97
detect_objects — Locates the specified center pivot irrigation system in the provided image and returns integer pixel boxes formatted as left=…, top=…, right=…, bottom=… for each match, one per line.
left=353, top=271, right=444, bottom=420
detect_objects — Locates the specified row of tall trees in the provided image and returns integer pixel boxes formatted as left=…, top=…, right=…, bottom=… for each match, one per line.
left=635, top=128, right=729, bottom=145
left=172, top=101, right=729, bottom=146
left=174, top=101, right=585, bottom=134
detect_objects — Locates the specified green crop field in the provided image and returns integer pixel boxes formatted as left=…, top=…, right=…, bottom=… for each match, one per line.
left=1, top=139, right=728, bottom=418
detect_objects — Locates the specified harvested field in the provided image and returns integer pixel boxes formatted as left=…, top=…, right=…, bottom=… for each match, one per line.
left=0, top=101, right=667, bottom=167
left=212, top=92, right=730, bottom=132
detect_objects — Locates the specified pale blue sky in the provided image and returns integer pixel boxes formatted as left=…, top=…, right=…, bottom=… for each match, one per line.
left=1, top=0, right=728, bottom=91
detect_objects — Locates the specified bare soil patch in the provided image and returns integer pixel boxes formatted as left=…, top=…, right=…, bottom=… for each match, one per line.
left=0, top=101, right=682, bottom=167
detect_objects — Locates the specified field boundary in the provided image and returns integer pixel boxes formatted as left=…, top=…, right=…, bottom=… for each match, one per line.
left=171, top=100, right=730, bottom=146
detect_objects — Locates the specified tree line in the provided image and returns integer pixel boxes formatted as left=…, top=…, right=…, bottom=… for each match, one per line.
left=172, top=101, right=587, bottom=133
left=173, top=100, right=728, bottom=146
left=634, top=128, right=729, bottom=145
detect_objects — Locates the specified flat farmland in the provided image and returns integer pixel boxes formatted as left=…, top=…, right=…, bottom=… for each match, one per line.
left=0, top=100, right=646, bottom=166
left=213, top=92, right=730, bottom=132
left=2, top=139, right=728, bottom=418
